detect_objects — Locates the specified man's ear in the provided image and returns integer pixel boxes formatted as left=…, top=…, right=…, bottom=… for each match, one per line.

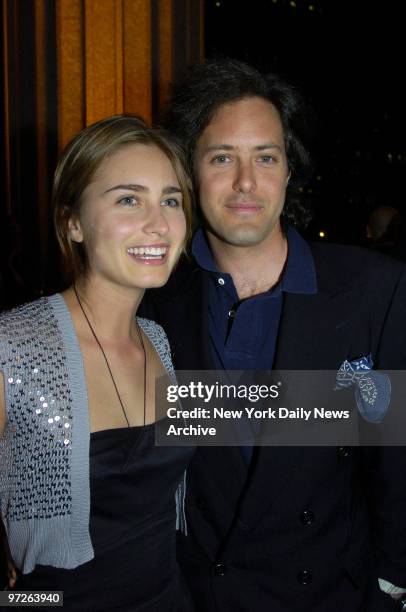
left=68, top=215, right=84, bottom=243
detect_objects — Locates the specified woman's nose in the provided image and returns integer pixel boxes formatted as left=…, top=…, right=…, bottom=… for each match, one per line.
left=143, top=206, right=170, bottom=236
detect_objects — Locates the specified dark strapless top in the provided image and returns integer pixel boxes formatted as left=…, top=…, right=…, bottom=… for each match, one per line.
left=15, top=424, right=195, bottom=611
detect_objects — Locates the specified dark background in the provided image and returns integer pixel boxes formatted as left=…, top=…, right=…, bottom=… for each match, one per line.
left=1, top=0, right=405, bottom=311
left=205, top=0, right=406, bottom=243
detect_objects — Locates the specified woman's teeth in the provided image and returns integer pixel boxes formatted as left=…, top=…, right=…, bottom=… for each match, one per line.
left=127, top=246, right=167, bottom=258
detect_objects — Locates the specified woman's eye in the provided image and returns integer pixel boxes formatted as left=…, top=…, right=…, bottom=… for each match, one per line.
left=162, top=198, right=181, bottom=208
left=118, top=196, right=137, bottom=207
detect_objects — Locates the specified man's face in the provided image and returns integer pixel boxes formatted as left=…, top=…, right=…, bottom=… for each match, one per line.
left=194, top=97, right=290, bottom=248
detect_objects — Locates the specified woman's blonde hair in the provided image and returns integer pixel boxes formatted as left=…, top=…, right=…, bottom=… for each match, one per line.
left=53, top=115, right=192, bottom=283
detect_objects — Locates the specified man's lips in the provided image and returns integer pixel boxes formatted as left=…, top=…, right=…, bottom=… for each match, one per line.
left=225, top=202, right=263, bottom=214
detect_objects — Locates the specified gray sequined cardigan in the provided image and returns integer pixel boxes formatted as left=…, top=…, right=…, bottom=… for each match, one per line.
left=0, top=293, right=185, bottom=574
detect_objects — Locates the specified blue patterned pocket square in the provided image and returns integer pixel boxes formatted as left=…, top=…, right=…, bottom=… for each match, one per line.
left=335, top=354, right=391, bottom=423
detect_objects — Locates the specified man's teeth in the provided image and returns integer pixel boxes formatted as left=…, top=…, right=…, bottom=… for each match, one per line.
left=127, top=247, right=167, bottom=256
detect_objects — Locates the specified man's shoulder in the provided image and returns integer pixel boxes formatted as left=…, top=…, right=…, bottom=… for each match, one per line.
left=310, top=239, right=403, bottom=267
left=309, top=240, right=404, bottom=289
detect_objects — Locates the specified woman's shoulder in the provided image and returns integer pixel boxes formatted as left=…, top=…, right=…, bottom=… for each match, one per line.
left=0, top=295, right=57, bottom=347
left=136, top=317, right=174, bottom=375
left=136, top=316, right=169, bottom=347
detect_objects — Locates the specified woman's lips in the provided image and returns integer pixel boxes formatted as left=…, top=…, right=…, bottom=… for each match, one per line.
left=126, top=245, right=170, bottom=266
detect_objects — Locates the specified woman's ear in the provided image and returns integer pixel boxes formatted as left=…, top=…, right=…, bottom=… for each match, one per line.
left=68, top=215, right=83, bottom=243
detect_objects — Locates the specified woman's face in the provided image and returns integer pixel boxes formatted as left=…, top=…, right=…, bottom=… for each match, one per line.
left=69, top=143, right=187, bottom=292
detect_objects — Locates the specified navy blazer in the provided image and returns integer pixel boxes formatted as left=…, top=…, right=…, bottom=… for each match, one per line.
left=141, top=241, right=406, bottom=612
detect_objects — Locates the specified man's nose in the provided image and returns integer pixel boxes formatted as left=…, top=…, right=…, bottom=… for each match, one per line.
left=232, top=161, right=256, bottom=193
left=144, top=206, right=170, bottom=236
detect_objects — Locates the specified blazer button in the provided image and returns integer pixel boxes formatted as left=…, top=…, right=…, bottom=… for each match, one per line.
left=337, top=446, right=351, bottom=459
left=196, top=497, right=208, bottom=511
left=297, top=569, right=312, bottom=585
left=237, top=518, right=249, bottom=531
left=300, top=510, right=315, bottom=525
left=214, top=562, right=226, bottom=576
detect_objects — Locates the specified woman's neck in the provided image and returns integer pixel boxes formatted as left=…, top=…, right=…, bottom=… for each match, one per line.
left=62, top=277, right=144, bottom=344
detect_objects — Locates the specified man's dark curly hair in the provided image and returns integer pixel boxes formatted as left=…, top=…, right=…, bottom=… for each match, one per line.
left=162, top=58, right=314, bottom=229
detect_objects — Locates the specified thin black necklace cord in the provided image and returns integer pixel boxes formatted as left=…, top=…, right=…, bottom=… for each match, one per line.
left=73, top=285, right=147, bottom=427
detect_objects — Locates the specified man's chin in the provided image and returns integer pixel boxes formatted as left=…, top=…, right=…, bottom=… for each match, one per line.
left=215, top=228, right=272, bottom=248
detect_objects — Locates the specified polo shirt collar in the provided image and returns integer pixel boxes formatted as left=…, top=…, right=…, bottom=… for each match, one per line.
left=191, top=226, right=317, bottom=294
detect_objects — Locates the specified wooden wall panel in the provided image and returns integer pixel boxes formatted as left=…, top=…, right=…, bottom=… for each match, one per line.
left=34, top=0, right=50, bottom=270
left=55, top=0, right=203, bottom=145
left=123, top=0, right=152, bottom=123
left=1, top=0, right=204, bottom=307
left=1, top=0, right=50, bottom=306
left=84, top=0, right=124, bottom=124
left=56, top=0, right=84, bottom=150
left=152, top=0, right=204, bottom=120
left=156, top=0, right=173, bottom=113
left=185, top=0, right=204, bottom=67
left=171, top=0, right=204, bottom=85
left=2, top=0, right=12, bottom=215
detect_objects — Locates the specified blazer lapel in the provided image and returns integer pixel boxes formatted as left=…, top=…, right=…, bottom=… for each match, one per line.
left=233, top=259, right=369, bottom=526
left=274, top=259, right=369, bottom=370
left=151, top=266, right=212, bottom=370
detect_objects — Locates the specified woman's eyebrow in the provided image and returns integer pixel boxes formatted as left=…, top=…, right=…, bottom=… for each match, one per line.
left=162, top=186, right=182, bottom=195
left=103, top=184, right=182, bottom=195
left=103, top=183, right=147, bottom=194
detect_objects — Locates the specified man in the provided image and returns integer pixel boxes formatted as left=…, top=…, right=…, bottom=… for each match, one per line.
left=142, top=59, right=406, bottom=611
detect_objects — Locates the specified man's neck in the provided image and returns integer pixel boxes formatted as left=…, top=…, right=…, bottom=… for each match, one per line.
left=207, top=226, right=288, bottom=300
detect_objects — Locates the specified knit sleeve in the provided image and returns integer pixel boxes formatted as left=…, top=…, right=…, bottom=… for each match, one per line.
left=136, top=317, right=176, bottom=381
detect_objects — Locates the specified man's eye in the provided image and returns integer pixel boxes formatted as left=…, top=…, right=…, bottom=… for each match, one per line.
left=259, top=155, right=276, bottom=164
left=118, top=196, right=137, bottom=207
left=212, top=155, right=230, bottom=164
left=162, top=198, right=181, bottom=208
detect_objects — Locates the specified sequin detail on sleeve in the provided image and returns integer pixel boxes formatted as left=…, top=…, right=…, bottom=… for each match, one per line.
left=0, top=298, right=73, bottom=521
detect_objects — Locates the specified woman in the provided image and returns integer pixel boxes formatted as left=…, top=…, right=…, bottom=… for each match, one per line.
left=0, top=115, right=194, bottom=610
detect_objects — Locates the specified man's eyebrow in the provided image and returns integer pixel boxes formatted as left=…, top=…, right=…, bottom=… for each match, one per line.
left=255, top=143, right=283, bottom=152
left=202, top=144, right=235, bottom=153
left=201, top=143, right=283, bottom=154
left=103, top=184, right=182, bottom=195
